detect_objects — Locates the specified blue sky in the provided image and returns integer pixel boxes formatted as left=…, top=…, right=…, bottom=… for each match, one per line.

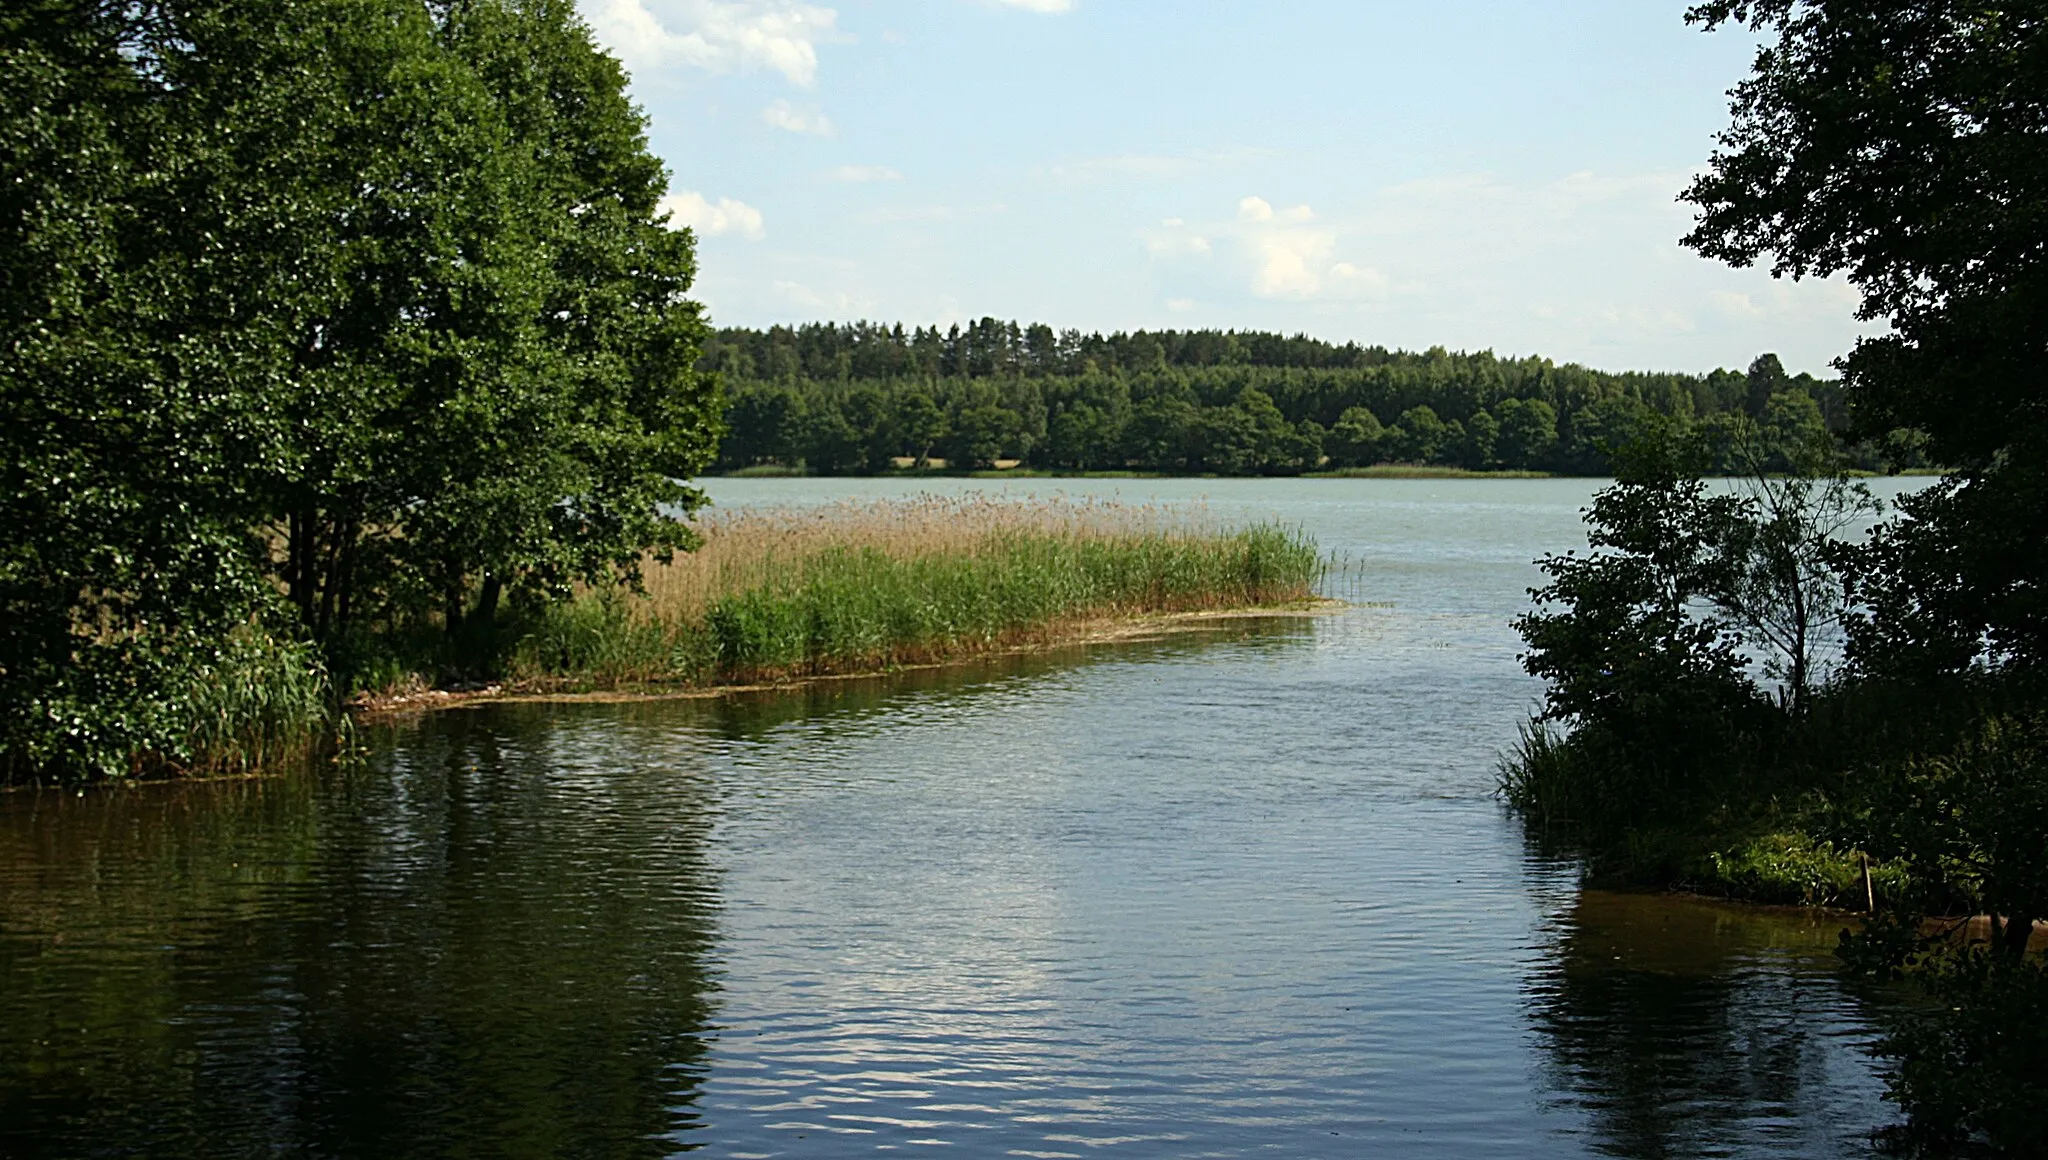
left=577, top=0, right=1867, bottom=374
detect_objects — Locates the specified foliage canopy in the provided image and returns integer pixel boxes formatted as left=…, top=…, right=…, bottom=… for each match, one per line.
left=0, top=0, right=718, bottom=779
left=1506, top=4, right=2048, bottom=1150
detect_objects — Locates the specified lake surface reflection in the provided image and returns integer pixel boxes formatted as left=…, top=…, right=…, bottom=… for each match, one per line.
left=0, top=479, right=1919, bottom=1157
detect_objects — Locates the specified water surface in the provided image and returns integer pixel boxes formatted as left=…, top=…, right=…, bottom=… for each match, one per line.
left=1, top=479, right=1920, bottom=1157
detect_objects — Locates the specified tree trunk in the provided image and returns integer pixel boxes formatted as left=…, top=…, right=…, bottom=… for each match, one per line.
left=287, top=507, right=318, bottom=629
left=316, top=519, right=343, bottom=638
left=1999, top=912, right=2035, bottom=959
left=474, top=573, right=502, bottom=633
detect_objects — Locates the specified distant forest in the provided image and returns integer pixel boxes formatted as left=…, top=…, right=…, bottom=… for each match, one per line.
left=702, top=319, right=1930, bottom=476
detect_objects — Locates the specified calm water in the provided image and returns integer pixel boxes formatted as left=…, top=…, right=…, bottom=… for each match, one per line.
left=0, top=478, right=1925, bottom=1158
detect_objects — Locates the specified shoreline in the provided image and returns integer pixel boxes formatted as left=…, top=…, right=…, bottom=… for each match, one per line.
left=715, top=466, right=1954, bottom=482
left=347, top=600, right=1346, bottom=719
left=1, top=602, right=1342, bottom=795
left=718, top=465, right=1562, bottom=480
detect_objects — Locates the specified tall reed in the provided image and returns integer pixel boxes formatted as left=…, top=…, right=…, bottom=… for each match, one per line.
left=180, top=629, right=332, bottom=774
left=514, top=497, right=1321, bottom=688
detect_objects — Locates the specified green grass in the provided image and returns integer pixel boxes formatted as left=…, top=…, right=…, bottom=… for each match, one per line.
left=17, top=509, right=1319, bottom=784
left=723, top=463, right=810, bottom=477
left=1309, top=464, right=1557, bottom=479
left=179, top=629, right=332, bottom=775
left=514, top=522, right=1322, bottom=689
left=1497, top=676, right=1999, bottom=907
left=713, top=463, right=1563, bottom=479
left=3, top=625, right=335, bottom=786
left=959, top=468, right=1176, bottom=479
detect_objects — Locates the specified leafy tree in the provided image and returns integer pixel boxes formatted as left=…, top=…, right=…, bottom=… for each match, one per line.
left=1, top=0, right=330, bottom=775
left=943, top=403, right=1021, bottom=469
left=1325, top=406, right=1386, bottom=467
left=840, top=386, right=895, bottom=473
left=1390, top=405, right=1450, bottom=463
left=1495, top=397, right=1559, bottom=469
left=278, top=0, right=718, bottom=646
left=1048, top=402, right=1124, bottom=471
left=1195, top=405, right=1261, bottom=474
left=1459, top=409, right=1500, bottom=470
left=0, top=0, right=719, bottom=776
left=723, top=384, right=806, bottom=467
left=800, top=402, right=863, bottom=474
left=1124, top=395, right=1200, bottom=472
left=1717, top=428, right=1882, bottom=711
left=1288, top=419, right=1327, bottom=473
left=1514, top=436, right=1771, bottom=827
left=1686, top=2, right=2048, bottom=468
left=1759, top=387, right=1829, bottom=472
left=1681, top=4, right=2048, bottom=1148
left=1744, top=352, right=1788, bottom=419
left=893, top=388, right=946, bottom=466
left=1230, top=387, right=1298, bottom=472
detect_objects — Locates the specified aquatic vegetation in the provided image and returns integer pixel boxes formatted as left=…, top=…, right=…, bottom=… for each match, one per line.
left=513, top=497, right=1322, bottom=687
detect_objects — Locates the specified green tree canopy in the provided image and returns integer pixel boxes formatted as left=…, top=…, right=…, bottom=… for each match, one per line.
left=1686, top=0, right=2048, bottom=465
left=0, top=0, right=719, bottom=777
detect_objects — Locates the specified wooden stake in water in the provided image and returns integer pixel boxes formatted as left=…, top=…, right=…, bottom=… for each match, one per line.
left=1861, top=852, right=1875, bottom=912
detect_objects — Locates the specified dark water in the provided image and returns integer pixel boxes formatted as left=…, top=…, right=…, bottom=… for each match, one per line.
left=0, top=480, right=1919, bottom=1158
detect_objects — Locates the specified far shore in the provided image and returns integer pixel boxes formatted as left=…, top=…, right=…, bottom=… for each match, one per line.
left=720, top=463, right=1559, bottom=480
left=717, top=464, right=1951, bottom=481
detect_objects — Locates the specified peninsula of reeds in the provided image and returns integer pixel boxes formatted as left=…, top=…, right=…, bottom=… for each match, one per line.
left=507, top=496, right=1323, bottom=691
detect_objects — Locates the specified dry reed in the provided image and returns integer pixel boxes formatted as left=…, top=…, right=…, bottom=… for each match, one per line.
left=515, top=496, right=1319, bottom=688
left=638, top=496, right=1207, bottom=622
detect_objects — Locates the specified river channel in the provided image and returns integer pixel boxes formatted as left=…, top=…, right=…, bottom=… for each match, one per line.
left=0, top=478, right=1926, bottom=1157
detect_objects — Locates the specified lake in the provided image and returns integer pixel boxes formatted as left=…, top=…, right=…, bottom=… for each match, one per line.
left=0, top=477, right=1925, bottom=1158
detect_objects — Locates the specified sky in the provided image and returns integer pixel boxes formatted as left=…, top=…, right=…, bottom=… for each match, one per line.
left=575, top=0, right=1870, bottom=375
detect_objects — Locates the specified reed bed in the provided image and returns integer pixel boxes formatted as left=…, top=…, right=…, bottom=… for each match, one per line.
left=514, top=496, right=1322, bottom=688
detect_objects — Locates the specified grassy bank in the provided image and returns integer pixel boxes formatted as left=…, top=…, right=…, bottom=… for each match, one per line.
left=716, top=463, right=1558, bottom=480
left=1499, top=669, right=2032, bottom=910
left=1308, top=465, right=1556, bottom=479
left=510, top=497, right=1323, bottom=691
left=1502, top=720, right=1884, bottom=907
left=8, top=500, right=1318, bottom=786
left=2, top=627, right=331, bottom=786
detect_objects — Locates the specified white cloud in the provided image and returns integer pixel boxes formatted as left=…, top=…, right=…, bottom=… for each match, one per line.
left=829, top=164, right=904, bottom=183
left=1247, top=227, right=1333, bottom=299
left=1143, top=225, right=1211, bottom=258
left=991, top=0, right=1074, bottom=12
left=659, top=190, right=766, bottom=239
left=1236, top=196, right=1314, bottom=226
left=762, top=99, right=833, bottom=135
left=580, top=0, right=839, bottom=87
left=1155, top=195, right=1354, bottom=300
left=1326, top=261, right=1390, bottom=299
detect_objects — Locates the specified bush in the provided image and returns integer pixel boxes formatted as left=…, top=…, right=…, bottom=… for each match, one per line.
left=1875, top=954, right=2048, bottom=1158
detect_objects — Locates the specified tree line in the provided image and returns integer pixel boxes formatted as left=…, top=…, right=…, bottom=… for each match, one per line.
left=705, top=323, right=1928, bottom=476
left=1, top=0, right=719, bottom=778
